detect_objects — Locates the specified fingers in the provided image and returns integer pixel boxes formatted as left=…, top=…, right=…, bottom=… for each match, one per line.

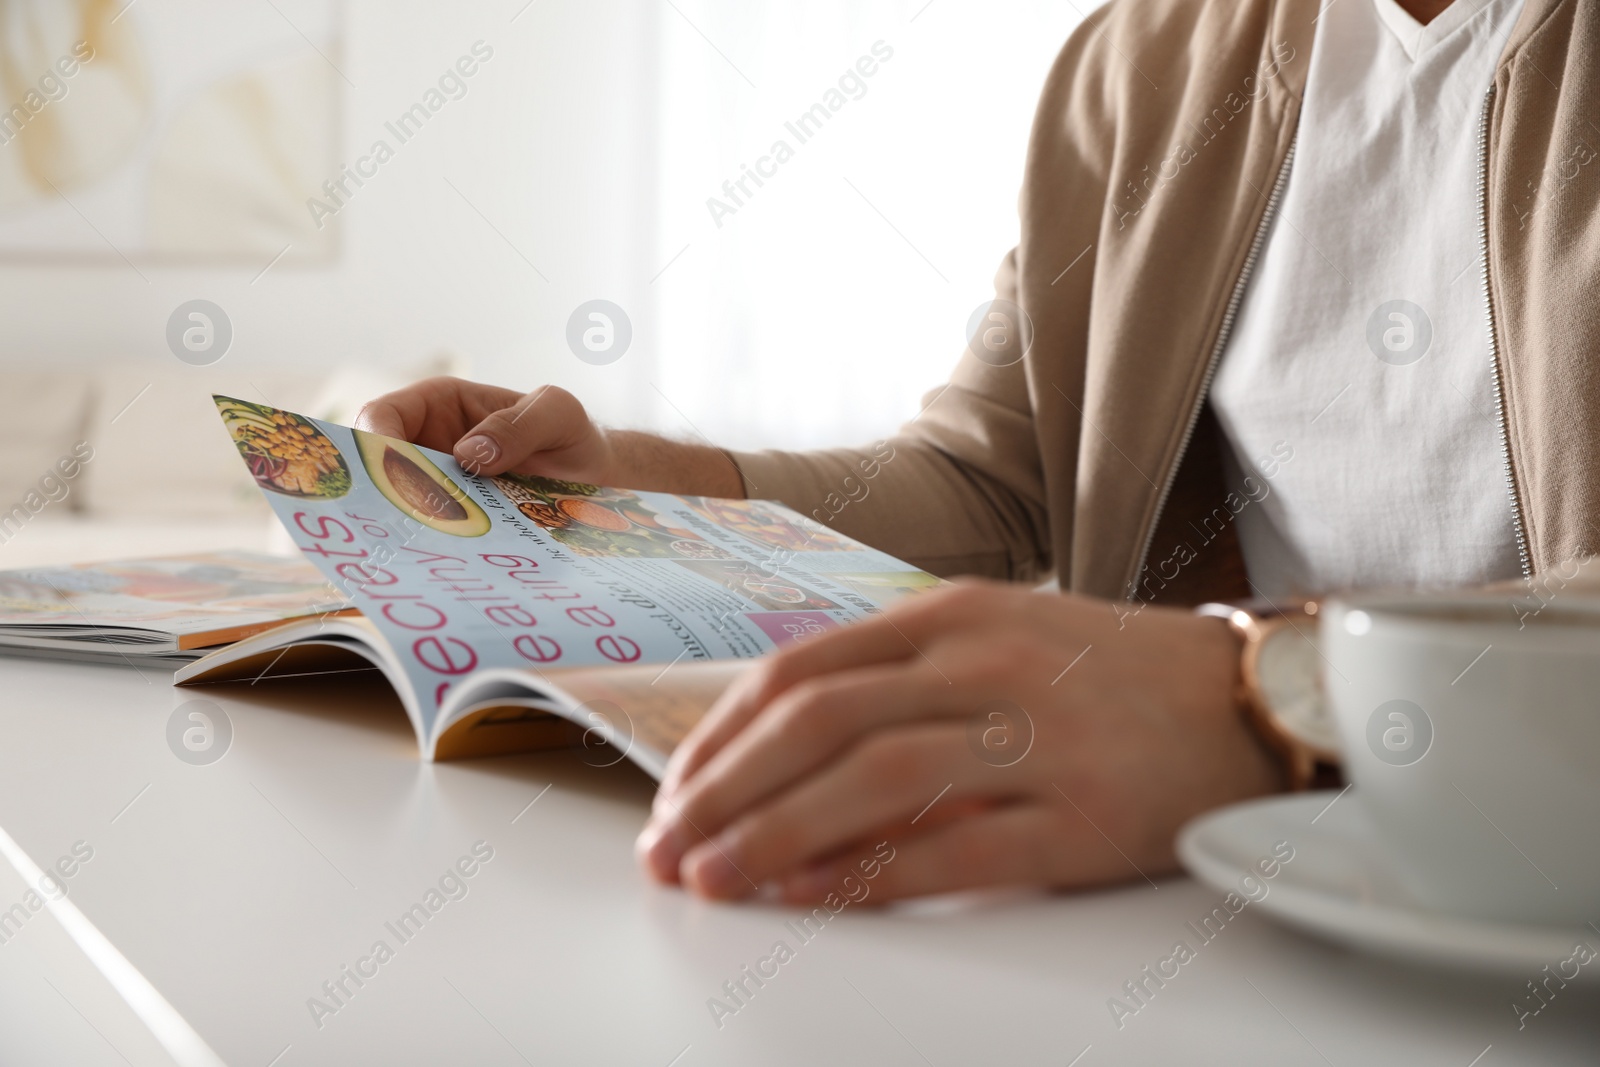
left=455, top=384, right=592, bottom=476
left=353, top=378, right=598, bottom=478
left=654, top=663, right=784, bottom=803
left=775, top=805, right=1064, bottom=905
left=656, top=599, right=957, bottom=800
left=352, top=394, right=413, bottom=439
left=355, top=377, right=524, bottom=454
left=673, top=723, right=1016, bottom=899
left=642, top=664, right=966, bottom=881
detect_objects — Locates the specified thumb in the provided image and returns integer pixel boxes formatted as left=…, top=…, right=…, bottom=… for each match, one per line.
left=452, top=385, right=588, bottom=476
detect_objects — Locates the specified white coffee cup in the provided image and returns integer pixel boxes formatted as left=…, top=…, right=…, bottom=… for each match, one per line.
left=1321, top=595, right=1600, bottom=926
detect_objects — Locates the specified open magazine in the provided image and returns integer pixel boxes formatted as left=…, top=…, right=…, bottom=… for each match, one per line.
left=0, top=552, right=349, bottom=666
left=176, top=398, right=940, bottom=776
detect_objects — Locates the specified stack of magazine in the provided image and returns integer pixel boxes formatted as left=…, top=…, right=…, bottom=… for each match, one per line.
left=0, top=398, right=941, bottom=778
left=0, top=551, right=349, bottom=667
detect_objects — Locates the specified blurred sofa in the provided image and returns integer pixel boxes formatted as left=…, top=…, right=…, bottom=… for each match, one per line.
left=0, top=358, right=458, bottom=568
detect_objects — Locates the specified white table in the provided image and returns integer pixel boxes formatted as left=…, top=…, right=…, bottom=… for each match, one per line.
left=0, top=655, right=1594, bottom=1066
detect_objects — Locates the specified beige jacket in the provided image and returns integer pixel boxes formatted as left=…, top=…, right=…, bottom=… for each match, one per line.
left=730, top=0, right=1600, bottom=607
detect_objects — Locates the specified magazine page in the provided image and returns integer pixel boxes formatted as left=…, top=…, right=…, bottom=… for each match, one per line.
left=434, top=659, right=749, bottom=771
left=0, top=551, right=348, bottom=651
left=213, top=397, right=938, bottom=739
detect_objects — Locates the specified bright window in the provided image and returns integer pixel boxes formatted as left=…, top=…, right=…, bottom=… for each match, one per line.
left=646, top=1, right=1089, bottom=451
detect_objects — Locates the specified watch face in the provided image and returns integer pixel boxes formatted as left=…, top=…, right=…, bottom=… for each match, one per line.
left=1257, top=622, right=1341, bottom=754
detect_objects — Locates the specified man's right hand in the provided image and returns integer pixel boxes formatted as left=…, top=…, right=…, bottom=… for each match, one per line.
left=355, top=376, right=745, bottom=497
left=356, top=378, right=615, bottom=481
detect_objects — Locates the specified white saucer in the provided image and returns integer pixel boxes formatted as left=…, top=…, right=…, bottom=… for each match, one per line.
left=1177, top=790, right=1599, bottom=975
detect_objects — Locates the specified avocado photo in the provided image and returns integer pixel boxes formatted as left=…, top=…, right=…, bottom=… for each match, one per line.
left=353, top=431, right=491, bottom=537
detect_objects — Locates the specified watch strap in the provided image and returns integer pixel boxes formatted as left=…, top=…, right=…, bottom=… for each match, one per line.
left=1198, top=600, right=1343, bottom=792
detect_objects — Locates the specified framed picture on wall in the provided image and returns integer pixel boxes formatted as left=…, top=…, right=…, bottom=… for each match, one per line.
left=0, top=0, right=343, bottom=266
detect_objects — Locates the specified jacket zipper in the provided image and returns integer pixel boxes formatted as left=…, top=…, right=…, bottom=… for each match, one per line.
left=1477, top=83, right=1533, bottom=579
left=1127, top=139, right=1297, bottom=598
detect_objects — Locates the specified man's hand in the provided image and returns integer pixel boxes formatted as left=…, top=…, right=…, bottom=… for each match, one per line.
left=636, top=581, right=1282, bottom=903
left=355, top=376, right=744, bottom=496
left=356, top=378, right=611, bottom=480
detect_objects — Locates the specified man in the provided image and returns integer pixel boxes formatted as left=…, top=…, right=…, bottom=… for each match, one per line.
left=359, top=0, right=1598, bottom=903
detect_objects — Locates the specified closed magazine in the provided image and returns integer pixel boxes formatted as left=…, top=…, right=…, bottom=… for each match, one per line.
left=0, top=551, right=349, bottom=666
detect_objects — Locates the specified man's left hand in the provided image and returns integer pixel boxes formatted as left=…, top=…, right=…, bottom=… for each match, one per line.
left=636, top=580, right=1284, bottom=904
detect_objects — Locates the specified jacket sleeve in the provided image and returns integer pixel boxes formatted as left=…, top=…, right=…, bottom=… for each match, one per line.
left=726, top=249, right=1052, bottom=582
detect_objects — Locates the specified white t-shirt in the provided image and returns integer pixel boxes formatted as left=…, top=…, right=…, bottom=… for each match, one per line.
left=1209, top=0, right=1526, bottom=599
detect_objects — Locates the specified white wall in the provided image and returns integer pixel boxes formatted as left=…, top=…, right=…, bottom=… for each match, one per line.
left=0, top=0, right=1086, bottom=451
left=651, top=0, right=1086, bottom=450
left=0, top=0, right=666, bottom=430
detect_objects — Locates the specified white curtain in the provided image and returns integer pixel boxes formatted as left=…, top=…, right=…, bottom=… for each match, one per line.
left=646, top=0, right=1088, bottom=452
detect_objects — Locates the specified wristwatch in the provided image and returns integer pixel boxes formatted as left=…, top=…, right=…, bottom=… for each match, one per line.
left=1196, top=600, right=1343, bottom=791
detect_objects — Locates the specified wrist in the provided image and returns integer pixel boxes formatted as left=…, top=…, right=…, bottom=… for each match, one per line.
left=589, top=426, right=626, bottom=487
left=1197, top=613, right=1291, bottom=793
left=604, top=430, right=746, bottom=498
left=1198, top=601, right=1343, bottom=792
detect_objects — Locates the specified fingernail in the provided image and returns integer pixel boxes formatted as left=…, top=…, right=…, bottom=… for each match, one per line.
left=456, top=434, right=498, bottom=472
left=636, top=816, right=685, bottom=883
left=683, top=843, right=745, bottom=898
